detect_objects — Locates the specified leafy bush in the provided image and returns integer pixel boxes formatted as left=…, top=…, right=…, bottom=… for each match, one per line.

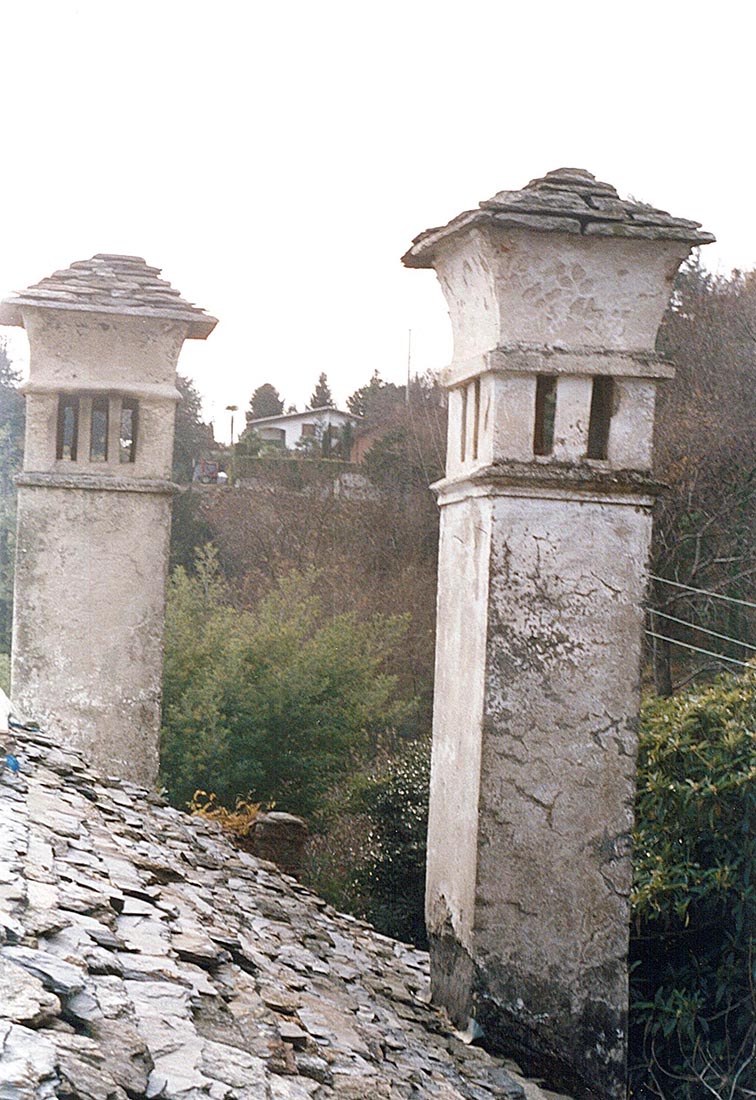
left=351, top=737, right=431, bottom=946
left=160, top=548, right=412, bottom=821
left=630, top=665, right=756, bottom=1098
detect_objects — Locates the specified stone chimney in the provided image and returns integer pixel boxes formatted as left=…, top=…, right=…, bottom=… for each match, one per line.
left=403, top=169, right=713, bottom=1099
left=0, top=255, right=217, bottom=787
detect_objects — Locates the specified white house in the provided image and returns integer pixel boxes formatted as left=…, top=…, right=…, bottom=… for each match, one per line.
left=246, top=406, right=360, bottom=452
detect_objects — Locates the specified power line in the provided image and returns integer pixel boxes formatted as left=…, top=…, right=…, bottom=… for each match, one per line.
left=649, top=609, right=756, bottom=653
left=416, top=376, right=446, bottom=472
left=650, top=574, right=756, bottom=611
left=645, top=630, right=754, bottom=670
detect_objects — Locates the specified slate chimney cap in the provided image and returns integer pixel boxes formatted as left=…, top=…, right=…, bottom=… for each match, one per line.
left=402, top=167, right=715, bottom=268
left=0, top=254, right=218, bottom=339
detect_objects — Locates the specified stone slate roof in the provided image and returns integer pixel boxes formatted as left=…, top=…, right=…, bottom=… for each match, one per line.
left=0, top=255, right=217, bottom=339
left=402, top=167, right=715, bottom=267
left=0, top=725, right=565, bottom=1100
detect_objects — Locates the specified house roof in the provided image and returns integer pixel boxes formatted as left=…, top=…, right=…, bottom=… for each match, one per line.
left=0, top=724, right=567, bottom=1100
left=402, top=167, right=715, bottom=268
left=0, top=255, right=218, bottom=340
left=248, top=408, right=360, bottom=428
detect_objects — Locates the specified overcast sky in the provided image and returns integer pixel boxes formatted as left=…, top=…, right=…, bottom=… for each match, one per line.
left=0, top=1, right=753, bottom=439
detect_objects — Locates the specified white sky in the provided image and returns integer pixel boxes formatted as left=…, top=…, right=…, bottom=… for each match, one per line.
left=1, top=0, right=754, bottom=439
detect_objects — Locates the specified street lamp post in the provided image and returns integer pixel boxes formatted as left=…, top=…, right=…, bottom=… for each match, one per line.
left=225, top=405, right=239, bottom=485
left=225, top=405, right=239, bottom=446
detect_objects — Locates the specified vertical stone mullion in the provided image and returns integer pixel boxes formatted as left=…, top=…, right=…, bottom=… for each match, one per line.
left=78, top=395, right=93, bottom=464
left=108, top=394, right=122, bottom=464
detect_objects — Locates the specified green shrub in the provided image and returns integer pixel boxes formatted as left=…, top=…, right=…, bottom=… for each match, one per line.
left=160, top=547, right=413, bottom=822
left=630, top=664, right=756, bottom=1098
left=351, top=737, right=430, bottom=946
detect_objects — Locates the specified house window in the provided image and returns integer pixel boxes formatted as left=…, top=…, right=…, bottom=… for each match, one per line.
left=586, top=376, right=614, bottom=460
left=260, top=427, right=286, bottom=445
left=56, top=396, right=79, bottom=460
left=301, top=423, right=316, bottom=438
left=533, top=376, right=557, bottom=456
left=119, top=399, right=138, bottom=463
left=90, top=396, right=109, bottom=462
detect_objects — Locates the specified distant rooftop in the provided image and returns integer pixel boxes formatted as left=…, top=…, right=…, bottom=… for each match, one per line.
left=403, top=167, right=715, bottom=267
left=0, top=254, right=217, bottom=340
left=247, top=406, right=360, bottom=426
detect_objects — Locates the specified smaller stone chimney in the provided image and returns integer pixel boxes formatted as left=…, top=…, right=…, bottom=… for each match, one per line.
left=0, top=255, right=217, bottom=786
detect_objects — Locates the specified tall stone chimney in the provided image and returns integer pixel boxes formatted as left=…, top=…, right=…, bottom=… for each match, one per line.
left=0, top=255, right=217, bottom=787
left=403, top=169, right=713, bottom=1099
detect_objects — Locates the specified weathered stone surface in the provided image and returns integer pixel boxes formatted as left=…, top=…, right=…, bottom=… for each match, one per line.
left=269, top=1077, right=321, bottom=1099
left=0, top=726, right=554, bottom=1099
left=253, top=811, right=308, bottom=876
left=1, top=946, right=86, bottom=996
left=46, top=1032, right=130, bottom=1100
left=0, top=957, right=60, bottom=1026
left=0, top=1021, right=57, bottom=1099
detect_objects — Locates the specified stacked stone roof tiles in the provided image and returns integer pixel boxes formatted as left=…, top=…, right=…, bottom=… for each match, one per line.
left=0, top=255, right=217, bottom=339
left=0, top=728, right=567, bottom=1100
left=402, top=167, right=715, bottom=267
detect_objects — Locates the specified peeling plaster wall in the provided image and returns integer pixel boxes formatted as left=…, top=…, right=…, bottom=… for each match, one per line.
left=21, top=308, right=186, bottom=389
left=427, top=485, right=652, bottom=1095
left=436, top=229, right=687, bottom=359
left=474, top=492, right=651, bottom=1096
left=11, top=485, right=171, bottom=786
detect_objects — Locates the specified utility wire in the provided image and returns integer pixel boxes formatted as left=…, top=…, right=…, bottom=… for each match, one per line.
left=650, top=574, right=756, bottom=611
left=418, top=380, right=446, bottom=472
left=645, top=630, right=754, bottom=669
left=648, top=609, right=756, bottom=653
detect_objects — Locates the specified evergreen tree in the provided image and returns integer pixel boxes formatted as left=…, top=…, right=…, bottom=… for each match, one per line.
left=173, top=374, right=214, bottom=484
left=347, top=370, right=404, bottom=421
left=247, top=383, right=284, bottom=422
left=309, top=372, right=334, bottom=409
